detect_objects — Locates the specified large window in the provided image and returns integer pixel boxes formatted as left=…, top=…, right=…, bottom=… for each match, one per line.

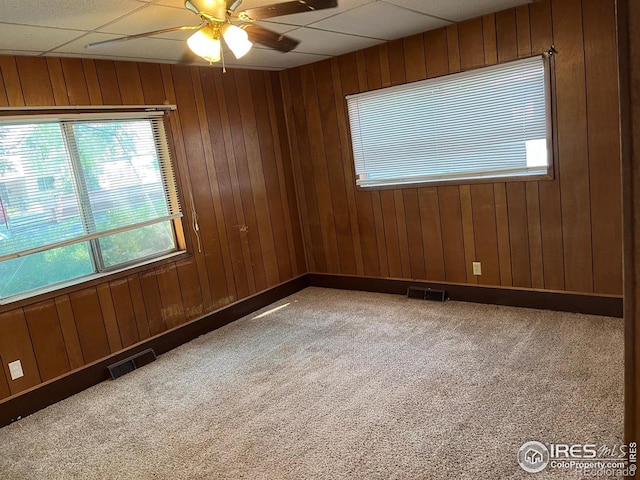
left=0, top=112, right=182, bottom=300
left=347, top=56, right=551, bottom=188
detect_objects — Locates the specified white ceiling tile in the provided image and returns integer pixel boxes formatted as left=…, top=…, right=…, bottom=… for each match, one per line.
left=43, top=52, right=182, bottom=65
left=0, top=24, right=85, bottom=52
left=384, top=0, right=532, bottom=22
left=0, top=0, right=145, bottom=31
left=313, top=2, right=450, bottom=41
left=98, top=5, right=201, bottom=39
left=288, top=27, right=383, bottom=56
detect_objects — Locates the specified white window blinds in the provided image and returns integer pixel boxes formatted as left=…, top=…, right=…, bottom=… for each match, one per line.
left=346, top=56, right=551, bottom=188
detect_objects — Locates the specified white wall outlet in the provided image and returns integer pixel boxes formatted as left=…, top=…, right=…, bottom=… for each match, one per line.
left=8, top=360, right=24, bottom=380
left=472, top=262, right=482, bottom=276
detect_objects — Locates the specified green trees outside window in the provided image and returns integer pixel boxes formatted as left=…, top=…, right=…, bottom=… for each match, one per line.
left=0, top=115, right=182, bottom=300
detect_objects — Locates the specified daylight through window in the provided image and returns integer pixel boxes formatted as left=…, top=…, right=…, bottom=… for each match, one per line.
left=347, top=56, right=551, bottom=188
left=0, top=112, right=182, bottom=300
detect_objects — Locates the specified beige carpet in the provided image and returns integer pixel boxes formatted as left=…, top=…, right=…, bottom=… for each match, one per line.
left=0, top=287, right=623, bottom=479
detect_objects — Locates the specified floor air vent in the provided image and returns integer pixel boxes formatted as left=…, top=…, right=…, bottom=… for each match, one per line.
left=108, top=348, right=157, bottom=380
left=407, top=286, right=447, bottom=302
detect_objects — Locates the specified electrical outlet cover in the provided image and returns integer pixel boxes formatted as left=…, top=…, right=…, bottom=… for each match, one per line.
left=472, top=262, right=482, bottom=275
left=8, top=360, right=24, bottom=380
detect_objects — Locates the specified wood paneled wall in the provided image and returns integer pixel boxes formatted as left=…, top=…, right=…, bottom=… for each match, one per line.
left=281, top=0, right=622, bottom=296
left=620, top=0, right=640, bottom=448
left=0, top=57, right=305, bottom=400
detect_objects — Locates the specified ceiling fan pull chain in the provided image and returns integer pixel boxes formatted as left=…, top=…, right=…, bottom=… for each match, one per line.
left=221, top=45, right=227, bottom=73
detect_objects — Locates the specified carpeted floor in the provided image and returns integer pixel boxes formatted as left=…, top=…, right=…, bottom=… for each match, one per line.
left=0, top=287, right=624, bottom=479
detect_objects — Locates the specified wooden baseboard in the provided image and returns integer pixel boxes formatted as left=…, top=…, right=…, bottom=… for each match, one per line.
left=307, top=273, right=623, bottom=318
left=0, top=274, right=309, bottom=428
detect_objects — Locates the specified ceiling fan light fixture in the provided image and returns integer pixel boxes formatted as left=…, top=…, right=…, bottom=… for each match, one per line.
left=187, top=27, right=221, bottom=63
left=89, top=0, right=339, bottom=65
left=222, top=24, right=252, bottom=59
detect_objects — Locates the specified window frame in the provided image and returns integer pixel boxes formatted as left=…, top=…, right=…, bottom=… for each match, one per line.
left=0, top=106, right=187, bottom=304
left=345, top=55, right=556, bottom=191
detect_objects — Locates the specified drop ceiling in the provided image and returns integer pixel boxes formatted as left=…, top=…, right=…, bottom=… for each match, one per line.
left=0, top=0, right=534, bottom=71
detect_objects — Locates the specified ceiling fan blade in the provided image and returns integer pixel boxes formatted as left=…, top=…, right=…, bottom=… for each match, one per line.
left=239, top=0, right=337, bottom=20
left=87, top=25, right=203, bottom=48
left=184, top=1, right=200, bottom=15
left=242, top=24, right=300, bottom=52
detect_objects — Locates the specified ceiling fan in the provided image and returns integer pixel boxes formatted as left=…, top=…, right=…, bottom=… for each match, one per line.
left=88, top=0, right=338, bottom=65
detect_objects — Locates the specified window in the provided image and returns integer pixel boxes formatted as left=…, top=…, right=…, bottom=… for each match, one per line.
left=0, top=112, right=182, bottom=300
left=347, top=56, right=551, bottom=188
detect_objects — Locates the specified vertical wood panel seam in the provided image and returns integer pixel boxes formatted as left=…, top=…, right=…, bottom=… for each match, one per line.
left=265, top=73, right=300, bottom=275
left=489, top=187, right=503, bottom=285
left=54, top=296, right=85, bottom=367
left=580, top=0, right=596, bottom=293
left=288, top=68, right=324, bottom=272
left=524, top=187, right=533, bottom=286
left=415, top=190, right=427, bottom=277
left=486, top=15, right=497, bottom=65
left=116, top=63, right=142, bottom=104
left=7, top=57, right=26, bottom=105
left=309, top=66, right=341, bottom=273
left=254, top=70, right=292, bottom=282
left=46, top=59, right=69, bottom=105
left=494, top=183, right=512, bottom=285
left=65, top=295, right=87, bottom=362
left=536, top=181, right=545, bottom=283
left=60, top=60, right=89, bottom=104
left=0, top=68, right=8, bottom=103
left=17, top=306, right=43, bottom=382
left=237, top=70, right=279, bottom=285
left=460, top=186, right=477, bottom=283
left=191, top=68, right=237, bottom=297
left=226, top=72, right=266, bottom=293
left=526, top=5, right=533, bottom=52
left=435, top=190, right=448, bottom=276
left=514, top=8, right=519, bottom=53
left=100, top=285, right=124, bottom=349
left=212, top=72, right=257, bottom=293
left=162, top=66, right=217, bottom=304
left=492, top=186, right=503, bottom=283
left=279, top=72, right=311, bottom=272
left=548, top=0, right=566, bottom=290
left=468, top=186, right=478, bottom=262
left=291, top=82, right=316, bottom=273
left=329, top=59, right=365, bottom=275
